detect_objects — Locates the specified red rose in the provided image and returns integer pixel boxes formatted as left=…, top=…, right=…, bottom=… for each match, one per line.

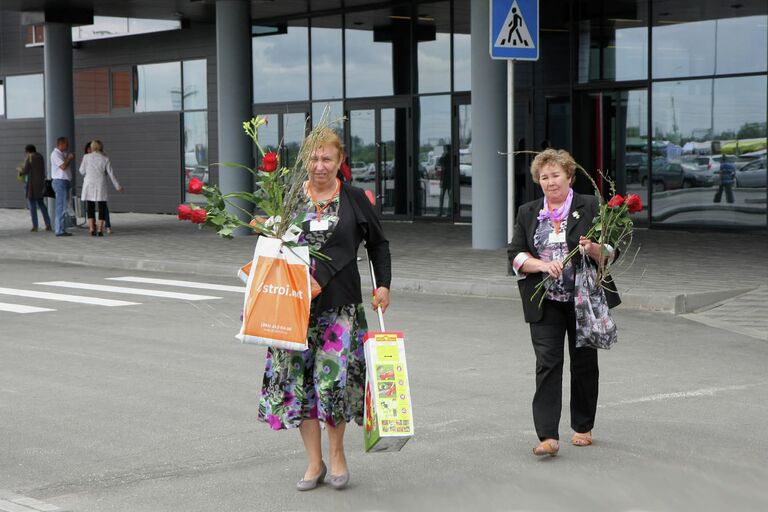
left=607, top=194, right=625, bottom=208
left=188, top=177, right=204, bottom=194
left=259, top=151, right=278, bottom=173
left=626, top=194, right=643, bottom=213
left=190, top=209, right=207, bottom=224
left=177, top=204, right=192, bottom=220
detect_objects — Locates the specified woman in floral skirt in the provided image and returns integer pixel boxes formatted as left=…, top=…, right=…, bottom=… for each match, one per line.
left=258, top=128, right=391, bottom=491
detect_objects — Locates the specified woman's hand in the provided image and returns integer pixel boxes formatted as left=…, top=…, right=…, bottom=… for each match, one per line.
left=539, top=259, right=564, bottom=279
left=310, top=276, right=322, bottom=299
left=579, top=236, right=602, bottom=261
left=372, top=287, right=390, bottom=314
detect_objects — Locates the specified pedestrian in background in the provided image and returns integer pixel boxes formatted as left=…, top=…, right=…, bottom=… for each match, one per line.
left=19, top=144, right=52, bottom=232
left=714, top=159, right=736, bottom=204
left=84, top=142, right=114, bottom=234
left=508, top=148, right=621, bottom=456
left=79, top=140, right=123, bottom=236
left=258, top=128, right=391, bottom=491
left=50, top=136, right=75, bottom=237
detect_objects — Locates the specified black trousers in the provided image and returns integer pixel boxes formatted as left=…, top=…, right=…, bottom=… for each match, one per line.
left=529, top=299, right=599, bottom=441
left=85, top=200, right=107, bottom=221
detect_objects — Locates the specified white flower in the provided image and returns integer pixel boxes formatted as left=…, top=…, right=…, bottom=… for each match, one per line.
left=572, top=211, right=581, bottom=219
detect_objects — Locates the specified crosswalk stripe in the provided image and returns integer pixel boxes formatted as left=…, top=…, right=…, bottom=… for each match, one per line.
left=0, top=492, right=64, bottom=512
left=0, top=287, right=139, bottom=307
left=36, top=281, right=221, bottom=301
left=0, top=302, right=56, bottom=314
left=107, top=276, right=245, bottom=292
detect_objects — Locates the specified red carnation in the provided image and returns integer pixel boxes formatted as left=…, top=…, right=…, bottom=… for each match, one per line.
left=188, top=177, right=204, bottom=194
left=190, top=208, right=207, bottom=224
left=259, top=151, right=278, bottom=173
left=607, top=194, right=625, bottom=207
left=177, top=204, right=192, bottom=220
left=626, top=194, right=643, bottom=213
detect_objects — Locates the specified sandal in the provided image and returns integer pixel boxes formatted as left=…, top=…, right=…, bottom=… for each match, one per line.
left=571, top=431, right=593, bottom=447
left=532, top=439, right=559, bottom=456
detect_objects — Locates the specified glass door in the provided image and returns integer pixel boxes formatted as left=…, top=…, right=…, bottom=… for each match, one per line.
left=252, top=105, right=310, bottom=175
left=347, top=101, right=411, bottom=219
left=454, top=98, right=472, bottom=221
left=574, top=88, right=648, bottom=225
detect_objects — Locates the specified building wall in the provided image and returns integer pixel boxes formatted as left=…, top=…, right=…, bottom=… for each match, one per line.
left=0, top=12, right=219, bottom=214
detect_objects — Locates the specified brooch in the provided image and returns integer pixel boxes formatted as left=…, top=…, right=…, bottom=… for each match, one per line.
left=572, top=211, right=580, bottom=219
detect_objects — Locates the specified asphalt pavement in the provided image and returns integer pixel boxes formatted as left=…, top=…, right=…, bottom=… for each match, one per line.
left=1, top=261, right=767, bottom=512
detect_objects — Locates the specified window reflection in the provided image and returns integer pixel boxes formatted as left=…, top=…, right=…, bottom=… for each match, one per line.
left=346, top=10, right=406, bottom=98
left=183, top=59, right=207, bottom=111
left=183, top=112, right=209, bottom=203
left=453, top=0, right=471, bottom=91
left=252, top=22, right=309, bottom=103
left=417, top=2, right=451, bottom=94
left=5, top=74, right=44, bottom=119
left=653, top=14, right=768, bottom=79
left=651, top=76, right=766, bottom=227
left=0, top=81, right=4, bottom=116
left=416, top=95, right=451, bottom=217
left=577, top=0, right=648, bottom=83
left=311, top=16, right=343, bottom=100
left=134, top=62, right=182, bottom=112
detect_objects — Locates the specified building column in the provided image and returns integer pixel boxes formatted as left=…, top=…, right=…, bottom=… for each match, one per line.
left=216, top=0, right=253, bottom=235
left=43, top=23, right=75, bottom=186
left=470, top=0, right=508, bottom=249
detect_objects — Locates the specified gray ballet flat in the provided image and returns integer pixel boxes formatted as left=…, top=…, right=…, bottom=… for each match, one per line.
left=296, top=462, right=326, bottom=491
left=329, top=471, right=350, bottom=490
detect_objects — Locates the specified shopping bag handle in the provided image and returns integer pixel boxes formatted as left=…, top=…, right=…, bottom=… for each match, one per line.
left=368, top=258, right=386, bottom=331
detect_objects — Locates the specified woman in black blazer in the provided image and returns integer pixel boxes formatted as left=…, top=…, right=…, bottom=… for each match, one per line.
left=508, top=149, right=620, bottom=456
left=258, top=128, right=391, bottom=491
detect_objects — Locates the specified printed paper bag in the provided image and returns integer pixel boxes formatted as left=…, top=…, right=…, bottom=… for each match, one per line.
left=363, top=331, right=414, bottom=452
left=236, top=236, right=311, bottom=351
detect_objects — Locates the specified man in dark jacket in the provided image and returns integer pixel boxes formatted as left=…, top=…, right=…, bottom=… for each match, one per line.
left=19, top=144, right=52, bottom=232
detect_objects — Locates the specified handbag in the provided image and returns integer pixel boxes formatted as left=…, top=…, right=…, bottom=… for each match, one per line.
left=574, top=257, right=618, bottom=350
left=43, top=179, right=56, bottom=198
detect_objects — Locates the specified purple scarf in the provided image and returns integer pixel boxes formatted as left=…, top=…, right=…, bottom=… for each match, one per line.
left=537, top=188, right=573, bottom=225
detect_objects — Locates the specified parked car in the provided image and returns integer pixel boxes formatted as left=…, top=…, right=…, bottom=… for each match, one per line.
left=638, top=157, right=666, bottom=187
left=734, top=157, right=767, bottom=188
left=349, top=161, right=368, bottom=179
left=624, top=152, right=648, bottom=183
left=651, top=162, right=685, bottom=191
left=357, top=163, right=376, bottom=181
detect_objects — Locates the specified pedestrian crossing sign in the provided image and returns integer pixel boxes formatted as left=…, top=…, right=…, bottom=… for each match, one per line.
left=490, top=0, right=539, bottom=61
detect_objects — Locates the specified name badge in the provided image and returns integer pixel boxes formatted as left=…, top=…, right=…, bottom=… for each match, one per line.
left=548, top=231, right=566, bottom=244
left=310, top=219, right=329, bottom=232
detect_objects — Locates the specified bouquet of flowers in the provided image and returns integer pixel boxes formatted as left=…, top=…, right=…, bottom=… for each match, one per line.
left=531, top=167, right=642, bottom=306
left=177, top=113, right=334, bottom=260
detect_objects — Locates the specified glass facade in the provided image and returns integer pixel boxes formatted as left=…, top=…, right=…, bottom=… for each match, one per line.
left=252, top=22, right=309, bottom=103
left=0, top=81, right=4, bottom=117
left=134, top=62, right=182, bottom=112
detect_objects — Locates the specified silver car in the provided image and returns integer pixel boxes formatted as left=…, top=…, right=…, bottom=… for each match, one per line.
left=735, top=158, right=767, bottom=188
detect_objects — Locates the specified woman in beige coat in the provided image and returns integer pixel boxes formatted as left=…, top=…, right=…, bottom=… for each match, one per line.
left=79, top=139, right=123, bottom=236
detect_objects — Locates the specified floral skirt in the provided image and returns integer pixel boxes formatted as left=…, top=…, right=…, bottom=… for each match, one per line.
left=258, top=303, right=368, bottom=430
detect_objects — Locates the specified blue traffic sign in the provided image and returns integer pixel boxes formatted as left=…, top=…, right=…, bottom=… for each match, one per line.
left=490, top=0, right=539, bottom=61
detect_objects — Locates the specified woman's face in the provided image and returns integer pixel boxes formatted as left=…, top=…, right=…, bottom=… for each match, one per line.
left=538, top=162, right=571, bottom=204
left=308, top=144, right=341, bottom=189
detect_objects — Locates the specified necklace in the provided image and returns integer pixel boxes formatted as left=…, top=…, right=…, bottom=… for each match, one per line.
left=307, top=178, right=341, bottom=221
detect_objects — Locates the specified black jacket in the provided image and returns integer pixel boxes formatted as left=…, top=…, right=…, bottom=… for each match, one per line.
left=507, top=192, right=621, bottom=323
left=310, top=182, right=391, bottom=312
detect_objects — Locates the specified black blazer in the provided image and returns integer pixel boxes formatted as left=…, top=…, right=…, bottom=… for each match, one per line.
left=310, top=182, right=391, bottom=313
left=507, top=192, right=621, bottom=323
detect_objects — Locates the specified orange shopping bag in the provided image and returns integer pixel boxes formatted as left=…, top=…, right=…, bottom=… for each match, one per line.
left=236, top=236, right=311, bottom=351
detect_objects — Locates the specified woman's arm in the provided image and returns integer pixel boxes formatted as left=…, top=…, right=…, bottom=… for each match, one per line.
left=105, top=158, right=123, bottom=191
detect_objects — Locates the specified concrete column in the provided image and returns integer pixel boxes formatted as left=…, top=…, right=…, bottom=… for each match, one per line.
left=43, top=23, right=75, bottom=185
left=216, top=0, right=253, bottom=235
left=470, top=0, right=508, bottom=249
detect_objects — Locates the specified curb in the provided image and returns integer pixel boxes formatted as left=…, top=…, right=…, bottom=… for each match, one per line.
left=0, top=249, right=753, bottom=314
